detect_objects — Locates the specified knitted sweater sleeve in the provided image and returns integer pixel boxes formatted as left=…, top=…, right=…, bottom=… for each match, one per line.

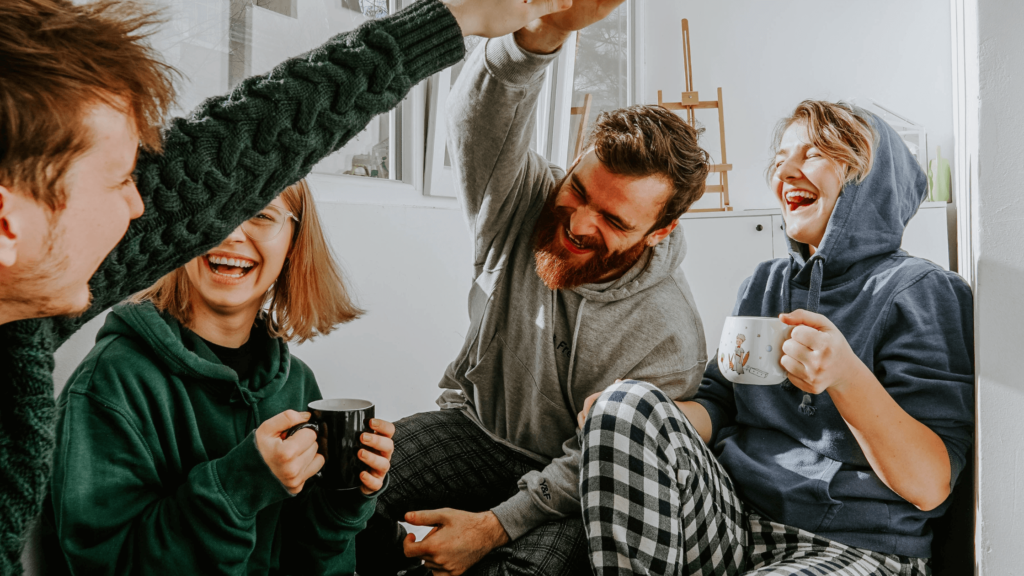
left=52, top=0, right=465, bottom=344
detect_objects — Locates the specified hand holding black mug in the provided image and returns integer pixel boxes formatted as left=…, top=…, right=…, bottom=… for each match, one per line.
left=283, top=399, right=394, bottom=494
left=258, top=404, right=394, bottom=495
left=256, top=410, right=325, bottom=494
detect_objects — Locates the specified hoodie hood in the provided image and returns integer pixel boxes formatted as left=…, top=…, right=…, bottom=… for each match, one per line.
left=786, top=110, right=928, bottom=311
left=571, top=222, right=687, bottom=303
left=100, top=302, right=292, bottom=404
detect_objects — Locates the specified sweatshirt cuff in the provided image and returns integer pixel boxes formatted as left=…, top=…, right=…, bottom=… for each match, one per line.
left=322, top=474, right=389, bottom=527
left=379, top=0, right=466, bottom=82
left=484, top=34, right=561, bottom=87
left=214, top=432, right=293, bottom=518
left=692, top=398, right=726, bottom=446
left=491, top=489, right=556, bottom=541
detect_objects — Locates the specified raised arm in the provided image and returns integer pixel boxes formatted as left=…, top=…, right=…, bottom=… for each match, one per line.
left=446, top=34, right=560, bottom=265
left=50, top=0, right=465, bottom=343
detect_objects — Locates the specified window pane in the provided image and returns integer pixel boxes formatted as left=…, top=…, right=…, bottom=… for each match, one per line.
left=148, top=0, right=397, bottom=181
left=567, top=1, right=629, bottom=166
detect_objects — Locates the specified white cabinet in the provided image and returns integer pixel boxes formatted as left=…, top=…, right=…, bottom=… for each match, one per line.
left=771, top=215, right=788, bottom=259
left=679, top=214, right=775, bottom=357
left=680, top=202, right=950, bottom=358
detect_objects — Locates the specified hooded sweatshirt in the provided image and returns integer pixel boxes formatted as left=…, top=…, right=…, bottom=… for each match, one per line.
left=693, top=112, right=974, bottom=559
left=42, top=302, right=378, bottom=575
left=439, top=35, right=708, bottom=540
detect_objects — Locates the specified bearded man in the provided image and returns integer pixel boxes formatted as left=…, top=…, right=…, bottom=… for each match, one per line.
left=354, top=4, right=711, bottom=576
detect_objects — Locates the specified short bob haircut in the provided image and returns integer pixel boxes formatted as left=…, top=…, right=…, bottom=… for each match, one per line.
left=0, top=0, right=176, bottom=210
left=766, top=100, right=878, bottom=186
left=131, top=179, right=363, bottom=343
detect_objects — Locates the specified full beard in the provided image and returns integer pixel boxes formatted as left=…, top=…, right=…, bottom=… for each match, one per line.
left=532, top=188, right=648, bottom=290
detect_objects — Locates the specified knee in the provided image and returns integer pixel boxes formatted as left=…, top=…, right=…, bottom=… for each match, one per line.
left=589, top=379, right=673, bottom=421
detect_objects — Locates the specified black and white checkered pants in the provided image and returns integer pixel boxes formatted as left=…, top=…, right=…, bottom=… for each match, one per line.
left=580, top=381, right=930, bottom=576
left=355, top=409, right=591, bottom=576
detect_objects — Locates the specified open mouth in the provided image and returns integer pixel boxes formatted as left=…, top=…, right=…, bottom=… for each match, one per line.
left=562, top=226, right=594, bottom=255
left=785, top=190, right=818, bottom=212
left=565, top=226, right=586, bottom=249
left=205, top=254, right=256, bottom=278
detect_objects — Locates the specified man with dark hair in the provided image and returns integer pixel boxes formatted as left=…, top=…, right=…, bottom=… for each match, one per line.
left=0, top=0, right=571, bottom=571
left=355, top=4, right=711, bottom=575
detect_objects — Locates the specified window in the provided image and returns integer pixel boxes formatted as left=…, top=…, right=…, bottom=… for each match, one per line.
left=149, top=0, right=405, bottom=183
left=565, top=1, right=633, bottom=166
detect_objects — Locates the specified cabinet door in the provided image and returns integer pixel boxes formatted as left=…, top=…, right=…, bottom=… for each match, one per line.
left=771, top=215, right=789, bottom=259
left=679, top=216, right=775, bottom=358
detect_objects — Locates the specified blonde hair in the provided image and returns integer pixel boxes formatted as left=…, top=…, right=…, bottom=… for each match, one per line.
left=131, top=179, right=363, bottom=343
left=766, top=100, right=877, bottom=186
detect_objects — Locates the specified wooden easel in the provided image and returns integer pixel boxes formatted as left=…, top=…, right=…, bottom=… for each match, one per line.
left=570, top=93, right=593, bottom=161
left=657, top=19, right=733, bottom=212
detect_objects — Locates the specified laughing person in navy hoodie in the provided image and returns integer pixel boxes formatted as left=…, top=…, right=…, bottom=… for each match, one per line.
left=577, top=101, right=974, bottom=575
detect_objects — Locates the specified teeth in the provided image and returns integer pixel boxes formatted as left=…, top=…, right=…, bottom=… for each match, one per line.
left=565, top=227, right=585, bottom=249
left=785, top=190, right=818, bottom=201
left=207, top=255, right=255, bottom=268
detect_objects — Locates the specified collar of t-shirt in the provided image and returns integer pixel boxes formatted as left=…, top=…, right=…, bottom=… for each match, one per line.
left=202, top=334, right=256, bottom=382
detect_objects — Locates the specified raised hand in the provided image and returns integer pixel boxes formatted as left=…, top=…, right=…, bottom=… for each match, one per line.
left=514, top=0, right=627, bottom=54
left=255, top=410, right=324, bottom=494
left=443, top=0, right=573, bottom=38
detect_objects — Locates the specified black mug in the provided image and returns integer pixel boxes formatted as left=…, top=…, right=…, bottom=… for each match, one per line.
left=286, top=398, right=374, bottom=490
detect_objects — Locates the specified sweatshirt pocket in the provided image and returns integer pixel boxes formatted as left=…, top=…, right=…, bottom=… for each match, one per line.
left=465, top=333, right=569, bottom=458
left=817, top=466, right=894, bottom=534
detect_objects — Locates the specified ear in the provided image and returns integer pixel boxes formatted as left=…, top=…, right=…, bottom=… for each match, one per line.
left=0, top=186, right=19, bottom=268
left=645, top=219, right=678, bottom=248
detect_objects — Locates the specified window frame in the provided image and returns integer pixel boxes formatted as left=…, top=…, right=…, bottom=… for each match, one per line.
left=424, top=0, right=641, bottom=198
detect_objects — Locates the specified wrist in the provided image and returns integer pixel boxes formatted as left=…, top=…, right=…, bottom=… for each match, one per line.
left=513, top=20, right=570, bottom=54
left=827, top=359, right=874, bottom=400
left=483, top=511, right=511, bottom=548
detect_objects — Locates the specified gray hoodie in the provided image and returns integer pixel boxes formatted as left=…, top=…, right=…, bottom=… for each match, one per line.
left=437, top=35, right=707, bottom=540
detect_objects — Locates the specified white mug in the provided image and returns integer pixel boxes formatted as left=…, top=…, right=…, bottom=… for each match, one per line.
left=717, top=316, right=792, bottom=385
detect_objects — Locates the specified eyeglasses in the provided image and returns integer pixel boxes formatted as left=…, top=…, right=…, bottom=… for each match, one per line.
left=241, top=205, right=300, bottom=242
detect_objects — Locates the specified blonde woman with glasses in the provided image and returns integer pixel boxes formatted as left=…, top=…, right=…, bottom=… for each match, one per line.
left=42, top=180, right=393, bottom=575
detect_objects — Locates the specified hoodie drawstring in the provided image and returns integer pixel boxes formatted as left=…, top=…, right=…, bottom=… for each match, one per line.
left=565, top=299, right=587, bottom=415
left=232, top=382, right=261, bottom=432
left=797, top=257, right=826, bottom=417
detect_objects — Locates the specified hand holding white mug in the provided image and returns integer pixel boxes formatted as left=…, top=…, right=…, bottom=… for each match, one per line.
left=779, top=309, right=864, bottom=395
left=256, top=410, right=324, bottom=494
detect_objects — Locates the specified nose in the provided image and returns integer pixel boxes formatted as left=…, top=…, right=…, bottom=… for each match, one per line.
left=776, top=155, right=802, bottom=181
left=568, top=205, right=600, bottom=237
left=125, top=183, right=144, bottom=220
left=223, top=224, right=247, bottom=244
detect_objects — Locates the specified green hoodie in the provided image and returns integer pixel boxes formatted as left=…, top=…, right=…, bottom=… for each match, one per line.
left=43, top=302, right=378, bottom=575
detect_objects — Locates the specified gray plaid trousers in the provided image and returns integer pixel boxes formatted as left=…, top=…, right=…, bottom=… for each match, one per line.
left=579, top=381, right=929, bottom=576
left=356, top=409, right=591, bottom=576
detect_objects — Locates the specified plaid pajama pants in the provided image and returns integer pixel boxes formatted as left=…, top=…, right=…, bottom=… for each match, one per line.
left=580, top=381, right=930, bottom=576
left=355, top=409, right=591, bottom=576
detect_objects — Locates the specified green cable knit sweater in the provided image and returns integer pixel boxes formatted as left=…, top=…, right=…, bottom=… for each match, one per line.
left=0, top=1, right=464, bottom=572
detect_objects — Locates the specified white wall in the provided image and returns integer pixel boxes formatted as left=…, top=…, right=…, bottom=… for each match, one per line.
left=643, top=0, right=955, bottom=211
left=974, top=0, right=1024, bottom=573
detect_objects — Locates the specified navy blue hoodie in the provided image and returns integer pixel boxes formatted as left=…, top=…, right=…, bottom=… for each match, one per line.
left=693, top=112, right=974, bottom=559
